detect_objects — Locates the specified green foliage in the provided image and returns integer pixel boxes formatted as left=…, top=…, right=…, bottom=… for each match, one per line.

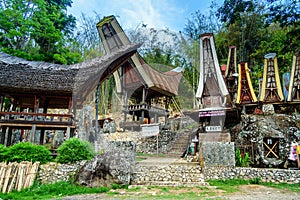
left=235, top=148, right=252, bottom=167
left=0, top=0, right=80, bottom=64
left=2, top=142, right=53, bottom=164
left=55, top=138, right=95, bottom=163
left=111, top=184, right=128, bottom=190
left=217, top=0, right=256, bottom=25
left=0, top=144, right=8, bottom=161
left=0, top=181, right=109, bottom=200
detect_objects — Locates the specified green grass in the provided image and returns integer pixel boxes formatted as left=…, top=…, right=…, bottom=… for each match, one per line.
left=1, top=178, right=299, bottom=199
left=136, top=152, right=167, bottom=157
left=0, top=181, right=109, bottom=200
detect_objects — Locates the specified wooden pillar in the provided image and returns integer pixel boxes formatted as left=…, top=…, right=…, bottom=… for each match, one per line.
left=123, top=91, right=128, bottom=122
left=30, top=95, right=39, bottom=143
left=68, top=97, right=72, bottom=115
left=66, top=126, right=70, bottom=139
left=165, top=96, right=169, bottom=110
left=0, top=95, right=4, bottom=112
left=70, top=128, right=74, bottom=138
left=0, top=126, right=6, bottom=144
left=140, top=88, right=146, bottom=123
left=30, top=125, right=36, bottom=143
left=142, top=87, right=146, bottom=103
left=7, top=127, right=12, bottom=146
left=40, top=129, right=45, bottom=145
left=154, top=114, right=158, bottom=123
left=66, top=97, right=73, bottom=140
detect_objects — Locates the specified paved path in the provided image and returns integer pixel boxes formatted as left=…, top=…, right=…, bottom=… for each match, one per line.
left=137, top=156, right=179, bottom=166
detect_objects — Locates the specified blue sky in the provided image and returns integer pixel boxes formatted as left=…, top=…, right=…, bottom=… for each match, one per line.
left=68, top=0, right=223, bottom=32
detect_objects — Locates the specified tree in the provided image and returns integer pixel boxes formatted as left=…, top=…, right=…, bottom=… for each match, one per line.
left=184, top=1, right=222, bottom=40
left=0, top=0, right=80, bottom=64
left=266, top=0, right=300, bottom=53
left=74, top=12, right=105, bottom=60
left=217, top=0, right=255, bottom=26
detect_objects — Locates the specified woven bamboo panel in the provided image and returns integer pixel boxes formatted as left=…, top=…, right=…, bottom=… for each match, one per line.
left=0, top=161, right=39, bottom=193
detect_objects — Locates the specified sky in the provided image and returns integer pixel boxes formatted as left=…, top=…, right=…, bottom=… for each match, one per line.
left=68, top=0, right=223, bottom=33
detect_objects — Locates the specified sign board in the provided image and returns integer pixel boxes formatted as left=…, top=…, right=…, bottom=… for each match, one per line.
left=205, top=126, right=222, bottom=132
left=199, top=110, right=225, bottom=117
left=141, top=123, right=160, bottom=137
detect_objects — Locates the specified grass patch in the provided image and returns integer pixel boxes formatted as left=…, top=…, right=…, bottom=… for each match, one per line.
left=136, top=157, right=146, bottom=162
left=0, top=181, right=109, bottom=200
left=127, top=186, right=142, bottom=192
left=1, top=178, right=299, bottom=199
left=136, top=152, right=167, bottom=157
left=207, top=178, right=260, bottom=193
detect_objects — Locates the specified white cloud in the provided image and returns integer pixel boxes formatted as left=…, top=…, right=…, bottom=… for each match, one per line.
left=69, top=0, right=218, bottom=32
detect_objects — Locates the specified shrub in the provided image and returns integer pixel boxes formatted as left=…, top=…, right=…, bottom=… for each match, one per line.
left=0, top=144, right=8, bottom=162
left=4, top=142, right=53, bottom=164
left=235, top=148, right=252, bottom=167
left=55, top=138, right=95, bottom=163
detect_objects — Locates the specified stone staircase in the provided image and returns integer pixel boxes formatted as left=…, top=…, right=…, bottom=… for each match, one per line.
left=166, top=128, right=197, bottom=157
left=132, top=163, right=208, bottom=187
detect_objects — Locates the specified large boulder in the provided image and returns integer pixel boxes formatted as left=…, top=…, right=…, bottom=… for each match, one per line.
left=74, top=141, right=136, bottom=187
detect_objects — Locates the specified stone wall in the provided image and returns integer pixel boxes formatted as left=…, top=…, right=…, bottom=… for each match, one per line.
left=202, top=142, right=235, bottom=167
left=38, top=161, right=86, bottom=184
left=204, top=167, right=300, bottom=183
left=132, top=164, right=207, bottom=186
left=38, top=162, right=300, bottom=185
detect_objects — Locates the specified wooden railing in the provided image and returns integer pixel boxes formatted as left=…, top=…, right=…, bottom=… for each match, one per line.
left=125, top=104, right=168, bottom=115
left=0, top=111, right=74, bottom=125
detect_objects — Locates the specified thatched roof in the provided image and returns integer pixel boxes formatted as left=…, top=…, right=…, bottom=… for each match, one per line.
left=0, top=44, right=139, bottom=103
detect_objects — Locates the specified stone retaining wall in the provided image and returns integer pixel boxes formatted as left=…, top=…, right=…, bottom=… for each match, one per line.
left=37, top=161, right=86, bottom=184
left=38, top=162, right=300, bottom=185
left=204, top=167, right=300, bottom=184
left=132, top=164, right=207, bottom=186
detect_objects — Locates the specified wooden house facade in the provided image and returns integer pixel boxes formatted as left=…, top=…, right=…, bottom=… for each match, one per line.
left=0, top=44, right=139, bottom=146
left=97, top=15, right=183, bottom=130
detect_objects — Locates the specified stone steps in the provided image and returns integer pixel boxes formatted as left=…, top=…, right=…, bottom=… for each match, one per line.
left=133, top=164, right=207, bottom=187
left=132, top=180, right=208, bottom=187
left=166, top=132, right=192, bottom=157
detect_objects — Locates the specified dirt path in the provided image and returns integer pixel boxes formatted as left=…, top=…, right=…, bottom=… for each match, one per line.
left=60, top=184, right=300, bottom=200
left=223, top=184, right=299, bottom=200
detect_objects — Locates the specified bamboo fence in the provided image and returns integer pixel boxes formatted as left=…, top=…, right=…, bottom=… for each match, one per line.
left=0, top=161, right=39, bottom=193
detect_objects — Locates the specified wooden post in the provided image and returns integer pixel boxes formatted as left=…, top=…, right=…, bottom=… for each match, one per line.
left=7, top=128, right=12, bottom=146
left=0, top=126, right=7, bottom=144
left=29, top=125, right=36, bottom=143
left=94, top=80, right=101, bottom=152
left=39, top=129, right=45, bottom=145
left=123, top=91, right=128, bottom=122
left=141, top=88, right=146, bottom=123
left=66, top=97, right=72, bottom=140
left=0, top=95, right=3, bottom=112
left=66, top=126, right=70, bottom=140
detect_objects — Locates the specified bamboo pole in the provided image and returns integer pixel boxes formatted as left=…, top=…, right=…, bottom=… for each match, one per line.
left=0, top=162, right=6, bottom=191
left=2, top=162, right=14, bottom=193
left=7, top=164, right=18, bottom=193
